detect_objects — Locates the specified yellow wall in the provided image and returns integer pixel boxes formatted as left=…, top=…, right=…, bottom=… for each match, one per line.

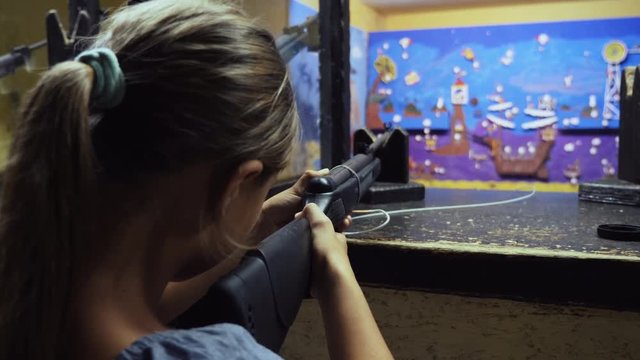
left=294, top=0, right=384, bottom=31
left=243, top=0, right=289, bottom=36
left=350, top=0, right=384, bottom=31
left=382, top=0, right=640, bottom=31
left=294, top=0, right=640, bottom=31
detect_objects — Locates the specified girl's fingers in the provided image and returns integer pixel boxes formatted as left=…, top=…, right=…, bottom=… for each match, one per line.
left=292, top=168, right=330, bottom=194
left=339, top=215, right=352, bottom=232
left=297, top=206, right=351, bottom=232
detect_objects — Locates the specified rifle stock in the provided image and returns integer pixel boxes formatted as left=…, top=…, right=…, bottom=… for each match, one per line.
left=172, top=218, right=313, bottom=351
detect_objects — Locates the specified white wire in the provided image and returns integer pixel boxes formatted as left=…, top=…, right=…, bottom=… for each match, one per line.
left=343, top=209, right=391, bottom=236
left=351, top=187, right=537, bottom=223
left=332, top=164, right=361, bottom=198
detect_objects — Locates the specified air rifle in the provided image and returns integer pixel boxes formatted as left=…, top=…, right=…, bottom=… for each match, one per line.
left=172, top=128, right=408, bottom=351
left=275, top=15, right=319, bottom=64
left=0, top=40, right=48, bottom=79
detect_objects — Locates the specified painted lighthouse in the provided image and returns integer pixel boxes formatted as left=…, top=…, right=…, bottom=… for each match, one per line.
left=435, top=77, right=470, bottom=156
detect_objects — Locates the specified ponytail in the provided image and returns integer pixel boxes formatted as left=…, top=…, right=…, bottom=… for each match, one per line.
left=0, top=61, right=95, bottom=360
left=0, top=0, right=300, bottom=357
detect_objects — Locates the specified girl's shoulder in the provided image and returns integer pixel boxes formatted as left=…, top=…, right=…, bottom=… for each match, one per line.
left=116, top=323, right=282, bottom=360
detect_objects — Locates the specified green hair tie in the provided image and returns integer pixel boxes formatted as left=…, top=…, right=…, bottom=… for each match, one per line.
left=75, top=48, right=125, bottom=110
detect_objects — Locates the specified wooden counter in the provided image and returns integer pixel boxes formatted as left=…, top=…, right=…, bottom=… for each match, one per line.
left=347, top=188, right=640, bottom=310
left=283, top=188, right=640, bottom=359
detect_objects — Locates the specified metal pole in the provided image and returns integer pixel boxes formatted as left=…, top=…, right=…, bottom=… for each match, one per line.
left=319, top=0, right=351, bottom=168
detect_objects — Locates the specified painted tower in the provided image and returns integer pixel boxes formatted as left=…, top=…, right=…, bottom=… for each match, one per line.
left=435, top=77, right=470, bottom=155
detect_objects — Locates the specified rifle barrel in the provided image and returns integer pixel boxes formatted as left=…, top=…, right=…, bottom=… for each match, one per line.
left=0, top=40, right=48, bottom=79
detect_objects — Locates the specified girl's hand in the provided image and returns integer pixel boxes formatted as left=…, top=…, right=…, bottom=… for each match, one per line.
left=296, top=204, right=394, bottom=360
left=250, top=169, right=351, bottom=243
left=295, top=203, right=354, bottom=299
left=263, top=168, right=330, bottom=228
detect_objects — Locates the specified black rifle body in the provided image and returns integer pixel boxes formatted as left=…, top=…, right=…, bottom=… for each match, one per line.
left=172, top=142, right=383, bottom=351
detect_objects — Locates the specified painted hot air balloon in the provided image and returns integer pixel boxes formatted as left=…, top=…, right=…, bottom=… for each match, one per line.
left=536, top=33, right=550, bottom=46
left=461, top=48, right=475, bottom=61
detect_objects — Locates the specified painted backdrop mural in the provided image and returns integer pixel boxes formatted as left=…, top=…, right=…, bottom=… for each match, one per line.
left=367, top=18, right=640, bottom=184
left=288, top=0, right=368, bottom=172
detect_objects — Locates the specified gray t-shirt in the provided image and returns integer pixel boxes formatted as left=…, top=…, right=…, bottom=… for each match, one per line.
left=116, top=323, right=282, bottom=360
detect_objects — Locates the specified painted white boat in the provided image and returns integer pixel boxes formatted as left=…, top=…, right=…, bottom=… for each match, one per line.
left=521, top=116, right=558, bottom=130
left=486, top=114, right=516, bottom=129
left=524, top=108, right=556, bottom=118
left=487, top=94, right=504, bottom=103
left=488, top=102, right=513, bottom=112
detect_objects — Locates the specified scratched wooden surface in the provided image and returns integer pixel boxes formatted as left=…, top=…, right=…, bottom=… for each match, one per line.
left=279, top=189, right=640, bottom=360
left=351, top=188, right=640, bottom=259
left=281, top=287, right=640, bottom=360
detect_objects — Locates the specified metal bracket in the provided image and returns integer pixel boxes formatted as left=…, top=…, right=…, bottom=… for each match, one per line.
left=47, top=0, right=103, bottom=66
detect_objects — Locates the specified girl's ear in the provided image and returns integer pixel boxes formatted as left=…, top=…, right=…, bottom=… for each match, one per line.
left=217, top=160, right=264, bottom=218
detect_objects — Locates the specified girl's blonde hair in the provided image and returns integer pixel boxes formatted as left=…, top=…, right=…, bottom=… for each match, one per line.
left=0, top=1, right=299, bottom=359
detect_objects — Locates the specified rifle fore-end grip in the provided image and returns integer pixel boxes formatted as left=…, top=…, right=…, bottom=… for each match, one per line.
left=306, top=175, right=337, bottom=193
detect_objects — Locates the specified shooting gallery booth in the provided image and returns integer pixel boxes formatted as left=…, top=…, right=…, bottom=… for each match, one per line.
left=1, top=0, right=640, bottom=359
left=280, top=0, right=640, bottom=358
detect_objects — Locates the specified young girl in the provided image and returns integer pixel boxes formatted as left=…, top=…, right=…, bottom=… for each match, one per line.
left=0, top=1, right=393, bottom=359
